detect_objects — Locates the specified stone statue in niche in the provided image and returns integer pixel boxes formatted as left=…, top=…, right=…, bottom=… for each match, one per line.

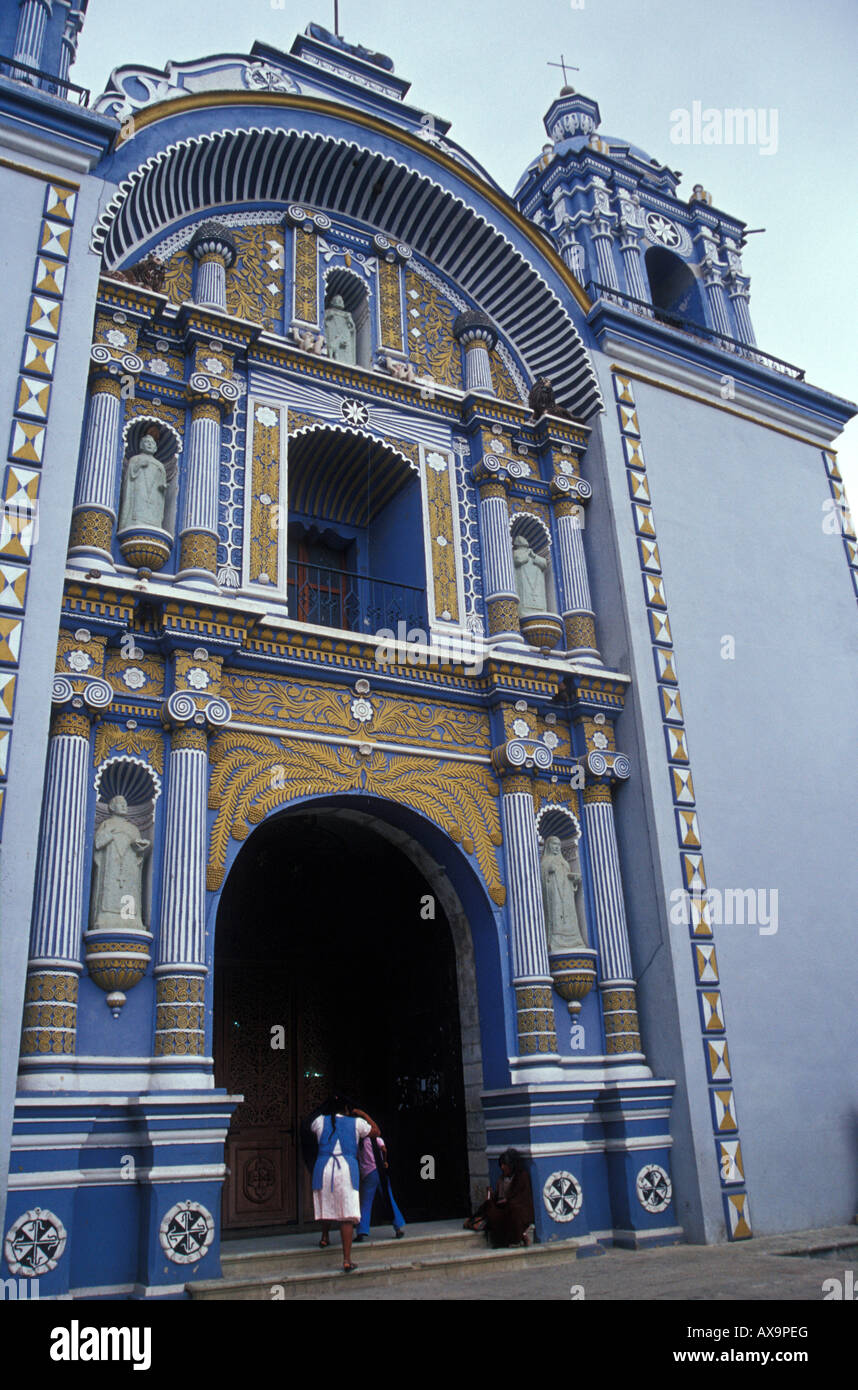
left=324, top=293, right=356, bottom=365
left=118, top=433, right=168, bottom=531
left=541, top=836, right=588, bottom=953
left=90, top=795, right=150, bottom=932
left=513, top=534, right=549, bottom=615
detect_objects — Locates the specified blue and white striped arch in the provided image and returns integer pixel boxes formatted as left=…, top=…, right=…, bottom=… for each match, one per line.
left=90, top=122, right=603, bottom=420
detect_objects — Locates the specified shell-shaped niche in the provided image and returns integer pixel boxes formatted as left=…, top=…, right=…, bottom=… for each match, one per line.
left=116, top=418, right=181, bottom=571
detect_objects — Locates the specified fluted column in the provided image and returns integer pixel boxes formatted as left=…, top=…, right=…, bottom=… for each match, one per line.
left=578, top=748, right=642, bottom=1057
left=13, top=0, right=51, bottom=72
left=68, top=373, right=123, bottom=570
left=189, top=221, right=238, bottom=312
left=493, top=738, right=558, bottom=1057
left=177, top=389, right=227, bottom=591
left=551, top=474, right=601, bottom=663
left=20, top=676, right=113, bottom=1058
left=726, top=276, right=756, bottom=346
left=474, top=458, right=520, bottom=641
left=155, top=692, right=230, bottom=1058
left=591, top=218, right=619, bottom=291
left=617, top=226, right=648, bottom=305
left=703, top=271, right=732, bottom=338
left=57, top=6, right=84, bottom=85
left=453, top=310, right=498, bottom=395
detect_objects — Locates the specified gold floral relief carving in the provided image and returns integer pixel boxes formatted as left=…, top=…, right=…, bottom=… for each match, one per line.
left=424, top=451, right=460, bottom=622
left=219, top=674, right=490, bottom=753
left=249, top=410, right=281, bottom=586
left=404, top=268, right=463, bottom=390
left=287, top=409, right=324, bottom=437
left=293, top=226, right=318, bottom=323
left=159, top=250, right=193, bottom=306
left=227, top=224, right=285, bottom=332
left=104, top=650, right=165, bottom=696
left=123, top=398, right=184, bottom=435
left=93, top=724, right=165, bottom=774
left=207, top=731, right=505, bottom=905
left=489, top=349, right=526, bottom=403
left=56, top=630, right=107, bottom=675
left=378, top=258, right=404, bottom=352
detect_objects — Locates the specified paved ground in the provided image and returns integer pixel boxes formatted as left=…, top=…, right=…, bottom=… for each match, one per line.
left=289, top=1224, right=858, bottom=1301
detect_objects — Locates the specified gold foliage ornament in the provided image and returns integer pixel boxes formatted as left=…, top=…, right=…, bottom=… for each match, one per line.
left=207, top=731, right=506, bottom=905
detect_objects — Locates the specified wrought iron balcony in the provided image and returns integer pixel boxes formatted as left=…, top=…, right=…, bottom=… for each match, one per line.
left=287, top=561, right=428, bottom=636
left=0, top=56, right=90, bottom=106
left=585, top=281, right=804, bottom=380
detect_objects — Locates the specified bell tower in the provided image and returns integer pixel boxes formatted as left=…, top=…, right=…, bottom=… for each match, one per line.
left=515, top=82, right=756, bottom=348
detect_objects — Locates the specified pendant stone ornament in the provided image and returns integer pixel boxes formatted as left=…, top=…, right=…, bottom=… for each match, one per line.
left=159, top=1200, right=215, bottom=1264
left=542, top=1170, right=583, bottom=1222
left=636, top=1163, right=672, bottom=1213
left=4, top=1207, right=67, bottom=1276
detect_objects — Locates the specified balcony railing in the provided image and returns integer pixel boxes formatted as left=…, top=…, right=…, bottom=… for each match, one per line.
left=287, top=561, right=428, bottom=636
left=0, top=56, right=90, bottom=106
left=585, top=281, right=805, bottom=380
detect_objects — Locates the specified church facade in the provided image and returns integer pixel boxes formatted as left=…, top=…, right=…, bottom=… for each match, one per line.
left=1, top=7, right=856, bottom=1299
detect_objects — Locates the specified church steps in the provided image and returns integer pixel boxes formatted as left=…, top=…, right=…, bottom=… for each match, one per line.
left=217, top=1225, right=480, bottom=1279
left=190, top=1226, right=582, bottom=1298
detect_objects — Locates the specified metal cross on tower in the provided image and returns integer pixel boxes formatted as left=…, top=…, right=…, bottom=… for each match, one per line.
left=547, top=55, right=580, bottom=87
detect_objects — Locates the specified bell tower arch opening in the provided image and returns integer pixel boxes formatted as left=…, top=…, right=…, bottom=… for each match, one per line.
left=213, top=805, right=480, bottom=1234
left=644, top=245, right=707, bottom=328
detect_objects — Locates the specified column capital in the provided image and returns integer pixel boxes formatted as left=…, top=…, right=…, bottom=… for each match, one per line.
left=184, top=373, right=240, bottom=414
left=160, top=689, right=231, bottom=737
left=51, top=674, right=114, bottom=723
left=188, top=220, right=238, bottom=268
left=452, top=309, right=498, bottom=351
left=579, top=748, right=631, bottom=794
left=472, top=454, right=529, bottom=488
left=89, top=346, right=144, bottom=378
left=491, top=736, right=554, bottom=779
left=283, top=206, right=330, bottom=235
left=550, top=472, right=592, bottom=506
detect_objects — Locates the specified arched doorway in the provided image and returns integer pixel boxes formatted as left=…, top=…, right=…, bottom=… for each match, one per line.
left=213, top=805, right=476, bottom=1233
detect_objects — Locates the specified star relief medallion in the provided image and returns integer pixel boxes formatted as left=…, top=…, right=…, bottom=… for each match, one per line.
left=645, top=211, right=681, bottom=248
left=341, top=399, right=370, bottom=427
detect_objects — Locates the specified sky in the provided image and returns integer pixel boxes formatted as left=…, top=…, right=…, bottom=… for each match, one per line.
left=71, top=0, right=858, bottom=508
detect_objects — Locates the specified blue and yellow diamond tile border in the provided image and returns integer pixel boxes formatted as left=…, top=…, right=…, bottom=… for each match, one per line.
left=612, top=367, right=752, bottom=1238
left=821, top=450, right=858, bottom=608
left=0, top=176, right=78, bottom=840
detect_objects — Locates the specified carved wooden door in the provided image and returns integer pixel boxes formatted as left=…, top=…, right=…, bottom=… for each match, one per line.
left=217, top=961, right=296, bottom=1228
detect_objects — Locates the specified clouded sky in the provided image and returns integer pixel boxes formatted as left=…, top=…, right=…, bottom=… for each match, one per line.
left=72, top=0, right=858, bottom=504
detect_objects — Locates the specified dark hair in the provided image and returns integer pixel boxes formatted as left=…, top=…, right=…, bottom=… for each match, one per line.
left=327, top=1092, right=352, bottom=1133
left=498, top=1148, right=525, bottom=1176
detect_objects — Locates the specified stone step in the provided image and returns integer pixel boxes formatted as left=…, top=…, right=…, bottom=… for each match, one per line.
left=218, top=1224, right=480, bottom=1281
left=189, top=1233, right=582, bottom=1300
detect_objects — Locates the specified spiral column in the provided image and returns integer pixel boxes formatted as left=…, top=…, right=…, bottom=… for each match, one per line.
left=20, top=676, right=113, bottom=1058
left=493, top=737, right=558, bottom=1057
left=154, top=692, right=231, bottom=1058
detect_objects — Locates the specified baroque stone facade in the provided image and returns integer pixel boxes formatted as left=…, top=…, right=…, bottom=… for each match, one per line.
left=0, top=9, right=855, bottom=1301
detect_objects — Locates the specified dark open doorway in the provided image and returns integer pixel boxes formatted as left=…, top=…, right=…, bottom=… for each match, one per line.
left=214, top=808, right=471, bottom=1234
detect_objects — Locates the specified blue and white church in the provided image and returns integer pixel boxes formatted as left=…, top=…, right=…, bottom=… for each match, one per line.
left=0, top=5, right=856, bottom=1299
